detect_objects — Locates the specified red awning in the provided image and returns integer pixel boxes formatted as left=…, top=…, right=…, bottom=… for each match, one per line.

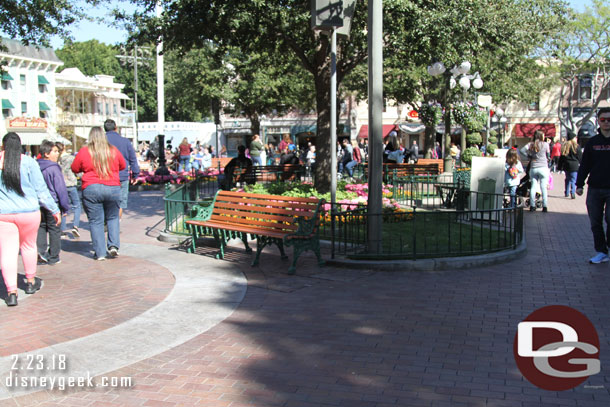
left=358, top=124, right=398, bottom=139
left=513, top=123, right=556, bottom=139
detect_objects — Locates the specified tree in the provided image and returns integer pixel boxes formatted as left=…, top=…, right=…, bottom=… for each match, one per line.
left=0, top=0, right=89, bottom=46
left=542, top=0, right=610, bottom=134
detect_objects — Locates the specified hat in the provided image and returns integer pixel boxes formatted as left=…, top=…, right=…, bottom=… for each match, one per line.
left=567, top=131, right=576, bottom=141
left=388, top=131, right=397, bottom=137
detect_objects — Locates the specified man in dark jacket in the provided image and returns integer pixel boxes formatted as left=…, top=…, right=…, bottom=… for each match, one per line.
left=576, top=107, right=610, bottom=264
left=221, top=145, right=253, bottom=189
left=37, top=140, right=70, bottom=266
left=104, top=119, right=140, bottom=218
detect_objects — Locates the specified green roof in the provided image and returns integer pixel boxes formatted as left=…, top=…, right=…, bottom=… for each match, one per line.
left=39, top=101, right=51, bottom=111
left=1, top=72, right=13, bottom=81
left=38, top=75, right=49, bottom=85
left=2, top=99, right=15, bottom=109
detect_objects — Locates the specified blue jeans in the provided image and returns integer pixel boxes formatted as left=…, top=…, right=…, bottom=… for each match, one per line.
left=82, top=184, right=121, bottom=258
left=508, top=185, right=517, bottom=208
left=179, top=155, right=191, bottom=172
left=565, top=171, right=577, bottom=196
left=529, top=166, right=549, bottom=208
left=251, top=156, right=262, bottom=166
left=586, top=188, right=610, bottom=254
left=60, top=186, right=81, bottom=231
left=339, top=160, right=357, bottom=177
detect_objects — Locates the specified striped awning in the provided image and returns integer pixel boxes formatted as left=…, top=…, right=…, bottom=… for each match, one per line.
left=39, top=102, right=51, bottom=111
left=38, top=75, right=50, bottom=85
left=2, top=99, right=14, bottom=109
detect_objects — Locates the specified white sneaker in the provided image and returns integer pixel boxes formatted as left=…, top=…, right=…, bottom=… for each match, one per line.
left=589, top=252, right=609, bottom=264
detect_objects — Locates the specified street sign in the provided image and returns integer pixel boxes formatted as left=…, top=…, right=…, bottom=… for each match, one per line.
left=311, top=0, right=357, bottom=38
left=477, top=94, right=493, bottom=108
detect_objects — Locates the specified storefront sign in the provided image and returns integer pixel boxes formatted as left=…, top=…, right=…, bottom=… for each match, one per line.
left=7, top=117, right=48, bottom=130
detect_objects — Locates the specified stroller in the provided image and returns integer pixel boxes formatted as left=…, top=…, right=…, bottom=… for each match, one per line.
left=517, top=162, right=543, bottom=208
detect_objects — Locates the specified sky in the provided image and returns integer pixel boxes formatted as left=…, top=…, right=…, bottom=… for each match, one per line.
left=49, top=0, right=594, bottom=50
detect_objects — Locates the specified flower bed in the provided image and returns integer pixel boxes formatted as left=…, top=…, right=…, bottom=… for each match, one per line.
left=134, top=168, right=221, bottom=186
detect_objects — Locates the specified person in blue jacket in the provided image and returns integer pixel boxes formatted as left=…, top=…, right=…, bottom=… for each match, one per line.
left=104, top=119, right=140, bottom=219
left=0, top=133, right=60, bottom=306
left=36, top=140, right=70, bottom=266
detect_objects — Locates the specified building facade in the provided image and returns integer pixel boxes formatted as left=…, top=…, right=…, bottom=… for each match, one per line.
left=0, top=38, right=65, bottom=147
left=55, top=67, right=133, bottom=151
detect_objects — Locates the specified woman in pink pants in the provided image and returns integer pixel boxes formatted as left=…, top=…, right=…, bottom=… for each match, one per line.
left=0, top=133, right=60, bottom=307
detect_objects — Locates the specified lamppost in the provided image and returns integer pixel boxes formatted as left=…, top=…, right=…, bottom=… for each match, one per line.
left=427, top=60, right=483, bottom=171
left=492, top=107, right=507, bottom=146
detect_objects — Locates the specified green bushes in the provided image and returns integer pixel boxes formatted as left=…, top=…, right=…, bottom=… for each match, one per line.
left=461, top=147, right=482, bottom=165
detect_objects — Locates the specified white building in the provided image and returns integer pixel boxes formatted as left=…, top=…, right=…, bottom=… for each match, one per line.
left=138, top=121, right=218, bottom=148
left=0, top=38, right=65, bottom=146
left=55, top=67, right=133, bottom=150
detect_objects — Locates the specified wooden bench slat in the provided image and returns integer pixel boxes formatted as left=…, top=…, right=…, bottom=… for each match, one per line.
left=210, top=212, right=299, bottom=230
left=213, top=201, right=317, bottom=217
left=187, top=220, right=289, bottom=238
left=220, top=190, right=320, bottom=204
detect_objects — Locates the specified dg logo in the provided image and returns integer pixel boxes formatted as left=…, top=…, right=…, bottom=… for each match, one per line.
left=514, top=305, right=601, bottom=391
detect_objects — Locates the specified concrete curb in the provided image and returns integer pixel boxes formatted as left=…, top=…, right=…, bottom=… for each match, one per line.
left=325, top=238, right=527, bottom=271
left=157, top=230, right=190, bottom=244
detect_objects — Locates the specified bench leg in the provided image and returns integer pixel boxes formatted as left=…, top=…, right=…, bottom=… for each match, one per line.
left=277, top=240, right=288, bottom=260
left=241, top=234, right=252, bottom=254
left=188, top=225, right=197, bottom=253
left=252, top=235, right=269, bottom=267
left=313, top=240, right=325, bottom=267
left=213, top=229, right=225, bottom=259
left=288, top=247, right=303, bottom=275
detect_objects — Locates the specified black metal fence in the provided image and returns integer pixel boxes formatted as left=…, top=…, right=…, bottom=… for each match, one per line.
left=164, top=173, right=524, bottom=260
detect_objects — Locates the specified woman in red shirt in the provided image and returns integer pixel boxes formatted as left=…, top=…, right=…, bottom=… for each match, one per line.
left=178, top=138, right=191, bottom=172
left=72, top=127, right=126, bottom=261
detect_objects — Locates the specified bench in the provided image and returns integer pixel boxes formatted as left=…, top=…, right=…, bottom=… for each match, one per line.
left=364, top=163, right=442, bottom=182
left=417, top=158, right=444, bottom=173
left=249, top=164, right=305, bottom=183
left=185, top=191, right=325, bottom=274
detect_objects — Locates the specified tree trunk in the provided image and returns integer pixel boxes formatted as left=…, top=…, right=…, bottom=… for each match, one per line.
left=314, top=74, right=331, bottom=193
left=249, top=112, right=261, bottom=136
left=424, top=125, right=435, bottom=158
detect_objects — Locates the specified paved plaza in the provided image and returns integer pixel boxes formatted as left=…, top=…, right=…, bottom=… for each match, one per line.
left=0, top=172, right=609, bottom=407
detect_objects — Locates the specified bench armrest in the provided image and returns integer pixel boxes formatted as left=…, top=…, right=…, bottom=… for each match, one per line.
left=190, top=199, right=215, bottom=221
left=285, top=215, right=319, bottom=241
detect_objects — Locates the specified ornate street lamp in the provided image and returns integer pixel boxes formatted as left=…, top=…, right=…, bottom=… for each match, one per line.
left=427, top=60, right=483, bottom=171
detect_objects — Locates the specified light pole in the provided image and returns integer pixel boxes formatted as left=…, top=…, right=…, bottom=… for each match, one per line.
left=116, top=45, right=152, bottom=143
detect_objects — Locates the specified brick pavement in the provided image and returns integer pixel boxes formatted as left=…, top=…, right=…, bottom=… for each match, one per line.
left=4, top=178, right=610, bottom=406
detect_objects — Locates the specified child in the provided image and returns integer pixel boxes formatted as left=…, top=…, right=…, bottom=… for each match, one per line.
left=505, top=148, right=524, bottom=208
left=37, top=140, right=70, bottom=265
left=57, top=142, right=82, bottom=238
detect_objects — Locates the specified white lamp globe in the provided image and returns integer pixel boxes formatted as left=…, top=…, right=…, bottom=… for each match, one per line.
left=449, top=76, right=457, bottom=89
left=458, top=75, right=471, bottom=90
left=457, top=61, right=471, bottom=75
left=432, top=61, right=446, bottom=76
left=472, top=77, right=483, bottom=89
left=495, top=107, right=504, bottom=117
left=427, top=65, right=434, bottom=75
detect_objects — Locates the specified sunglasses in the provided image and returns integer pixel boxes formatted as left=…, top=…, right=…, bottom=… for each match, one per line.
left=600, top=118, right=610, bottom=123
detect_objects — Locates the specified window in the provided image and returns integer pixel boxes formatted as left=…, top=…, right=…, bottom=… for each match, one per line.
left=1, top=81, right=10, bottom=90
left=105, top=103, right=109, bottom=116
left=78, top=100, right=85, bottom=114
left=21, top=102, right=27, bottom=114
left=2, top=109, right=10, bottom=119
left=19, top=74, right=26, bottom=90
left=40, top=110, right=48, bottom=119
left=38, top=84, right=46, bottom=93
left=528, top=101, right=539, bottom=111
left=113, top=104, right=117, bottom=115
left=579, top=76, right=592, bottom=100
left=97, top=102, right=102, bottom=114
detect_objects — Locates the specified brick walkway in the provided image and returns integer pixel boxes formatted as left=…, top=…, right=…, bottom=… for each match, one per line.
left=3, top=178, right=610, bottom=406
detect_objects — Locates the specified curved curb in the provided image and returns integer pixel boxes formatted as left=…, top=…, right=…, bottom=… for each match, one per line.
left=325, top=239, right=527, bottom=271
left=0, top=243, right=247, bottom=400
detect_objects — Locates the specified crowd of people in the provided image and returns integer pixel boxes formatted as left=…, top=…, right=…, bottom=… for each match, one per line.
left=0, top=119, right=140, bottom=307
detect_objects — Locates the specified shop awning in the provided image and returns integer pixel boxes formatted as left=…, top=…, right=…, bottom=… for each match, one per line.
left=14, top=132, right=50, bottom=145
left=291, top=124, right=317, bottom=136
left=358, top=124, right=398, bottom=139
left=513, top=123, right=556, bottom=139
left=399, top=123, right=426, bottom=134
left=1, top=72, right=13, bottom=81
left=2, top=99, right=14, bottom=109
left=38, top=75, right=50, bottom=85
left=39, top=102, right=51, bottom=111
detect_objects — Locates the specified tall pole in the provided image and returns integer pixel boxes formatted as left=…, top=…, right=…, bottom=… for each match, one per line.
left=155, top=1, right=169, bottom=175
left=133, top=45, right=139, bottom=143
left=330, top=28, right=337, bottom=211
left=367, top=0, right=383, bottom=253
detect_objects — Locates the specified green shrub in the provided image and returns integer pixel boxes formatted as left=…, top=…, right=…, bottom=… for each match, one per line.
left=489, top=130, right=498, bottom=138
left=466, top=133, right=482, bottom=146
left=486, top=143, right=497, bottom=156
left=488, top=136, right=498, bottom=144
left=461, top=146, right=482, bottom=165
